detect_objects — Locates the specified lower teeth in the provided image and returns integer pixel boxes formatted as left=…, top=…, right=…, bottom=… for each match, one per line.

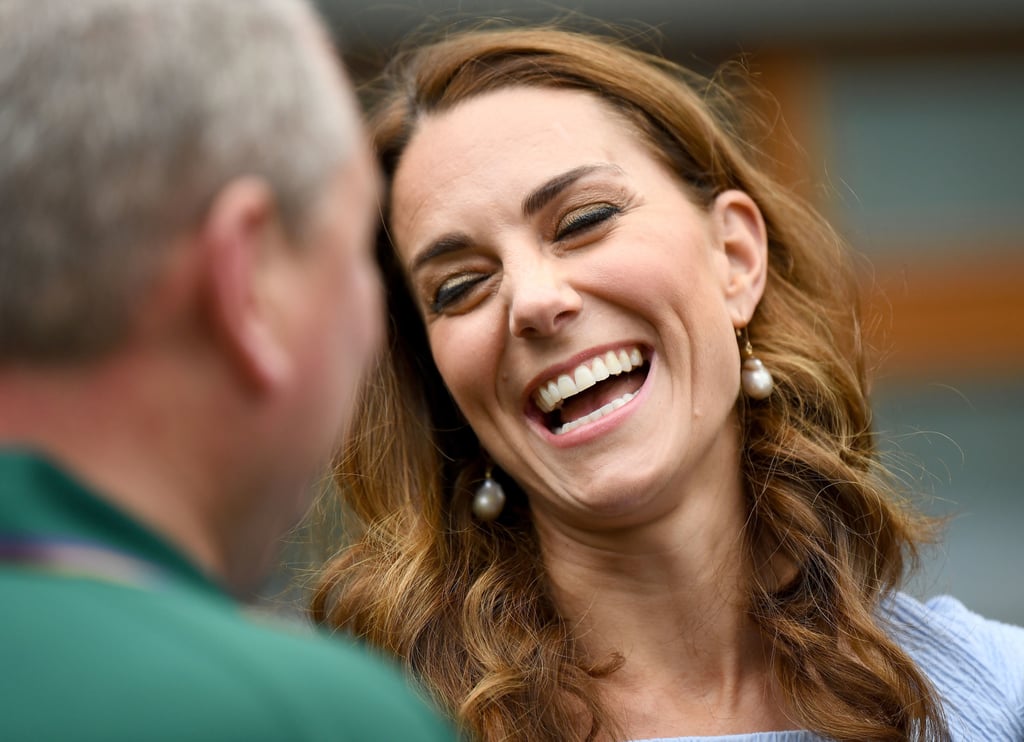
left=554, top=392, right=636, bottom=435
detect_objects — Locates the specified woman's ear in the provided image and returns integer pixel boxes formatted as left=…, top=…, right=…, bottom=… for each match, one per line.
left=712, top=189, right=768, bottom=327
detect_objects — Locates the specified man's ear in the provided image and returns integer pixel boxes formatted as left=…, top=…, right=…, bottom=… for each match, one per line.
left=712, top=189, right=768, bottom=327
left=197, top=177, right=292, bottom=393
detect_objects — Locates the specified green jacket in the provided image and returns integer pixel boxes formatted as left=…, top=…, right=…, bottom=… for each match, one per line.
left=0, top=449, right=455, bottom=741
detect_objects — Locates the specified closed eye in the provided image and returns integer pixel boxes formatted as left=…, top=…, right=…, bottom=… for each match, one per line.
left=430, top=273, right=490, bottom=313
left=555, top=203, right=621, bottom=241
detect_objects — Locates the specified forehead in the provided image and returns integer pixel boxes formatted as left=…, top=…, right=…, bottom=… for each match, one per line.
left=390, top=87, right=647, bottom=240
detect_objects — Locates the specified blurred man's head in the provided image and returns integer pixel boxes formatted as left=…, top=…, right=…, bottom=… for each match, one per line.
left=0, top=0, right=371, bottom=355
left=0, top=0, right=381, bottom=589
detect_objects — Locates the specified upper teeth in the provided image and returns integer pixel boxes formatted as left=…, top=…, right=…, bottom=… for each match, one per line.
left=534, top=346, right=643, bottom=413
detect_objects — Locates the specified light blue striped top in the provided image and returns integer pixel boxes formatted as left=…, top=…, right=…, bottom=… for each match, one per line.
left=632, top=592, right=1024, bottom=741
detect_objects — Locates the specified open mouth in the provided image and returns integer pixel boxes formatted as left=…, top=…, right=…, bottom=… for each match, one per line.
left=532, top=346, right=650, bottom=435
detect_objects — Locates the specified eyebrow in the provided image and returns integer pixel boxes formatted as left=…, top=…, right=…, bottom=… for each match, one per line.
left=522, top=163, right=623, bottom=217
left=409, top=233, right=473, bottom=274
left=408, top=163, right=624, bottom=275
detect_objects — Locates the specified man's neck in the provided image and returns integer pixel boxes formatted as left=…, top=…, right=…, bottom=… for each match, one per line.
left=0, top=356, right=234, bottom=588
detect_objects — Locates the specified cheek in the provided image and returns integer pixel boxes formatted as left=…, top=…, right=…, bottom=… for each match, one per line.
left=688, top=310, right=743, bottom=419
left=333, top=250, right=383, bottom=372
left=429, top=320, right=502, bottom=420
left=322, top=263, right=382, bottom=437
left=350, top=264, right=383, bottom=360
left=620, top=242, right=739, bottom=402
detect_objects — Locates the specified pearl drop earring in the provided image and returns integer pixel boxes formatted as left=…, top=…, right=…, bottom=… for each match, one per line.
left=737, top=327, right=774, bottom=400
left=472, top=464, right=506, bottom=521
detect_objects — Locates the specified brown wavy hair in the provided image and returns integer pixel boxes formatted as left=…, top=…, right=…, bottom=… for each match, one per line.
left=311, top=27, right=947, bottom=742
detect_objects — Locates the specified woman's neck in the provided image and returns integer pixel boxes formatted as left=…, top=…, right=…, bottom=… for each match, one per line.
left=533, top=466, right=795, bottom=738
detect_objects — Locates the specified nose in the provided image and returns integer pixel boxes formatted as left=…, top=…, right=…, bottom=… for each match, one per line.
left=507, top=256, right=582, bottom=338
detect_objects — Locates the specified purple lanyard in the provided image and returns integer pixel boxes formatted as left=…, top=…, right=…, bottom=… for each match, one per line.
left=0, top=537, right=168, bottom=589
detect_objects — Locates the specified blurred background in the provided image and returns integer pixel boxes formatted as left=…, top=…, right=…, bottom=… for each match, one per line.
left=289, top=0, right=1023, bottom=624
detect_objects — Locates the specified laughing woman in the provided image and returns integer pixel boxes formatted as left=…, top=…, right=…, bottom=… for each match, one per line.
left=311, top=28, right=1024, bottom=742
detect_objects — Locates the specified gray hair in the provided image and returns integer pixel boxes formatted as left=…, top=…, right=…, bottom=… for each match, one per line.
left=0, top=0, right=360, bottom=361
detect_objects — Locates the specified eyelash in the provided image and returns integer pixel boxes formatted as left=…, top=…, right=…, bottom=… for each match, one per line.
left=555, top=203, right=621, bottom=240
left=430, top=273, right=489, bottom=313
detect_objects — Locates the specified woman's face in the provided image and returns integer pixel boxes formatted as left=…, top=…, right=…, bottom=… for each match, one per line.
left=390, top=87, right=767, bottom=532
